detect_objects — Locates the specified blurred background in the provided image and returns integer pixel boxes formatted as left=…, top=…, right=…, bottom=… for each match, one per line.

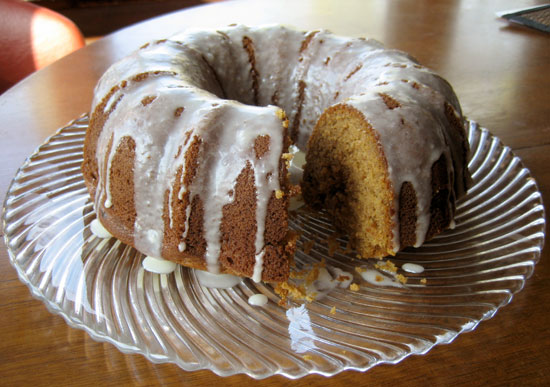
left=0, top=0, right=224, bottom=93
left=31, top=0, right=224, bottom=42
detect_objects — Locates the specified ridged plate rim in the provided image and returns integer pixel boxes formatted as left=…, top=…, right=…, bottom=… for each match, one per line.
left=1, top=115, right=546, bottom=379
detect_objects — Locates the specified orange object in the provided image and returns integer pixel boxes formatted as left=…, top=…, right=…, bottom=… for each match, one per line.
left=0, top=0, right=85, bottom=93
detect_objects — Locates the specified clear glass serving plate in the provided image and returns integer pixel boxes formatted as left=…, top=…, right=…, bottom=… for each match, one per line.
left=2, top=116, right=545, bottom=379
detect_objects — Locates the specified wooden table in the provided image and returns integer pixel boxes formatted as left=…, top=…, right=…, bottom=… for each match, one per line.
left=1, top=0, right=549, bottom=385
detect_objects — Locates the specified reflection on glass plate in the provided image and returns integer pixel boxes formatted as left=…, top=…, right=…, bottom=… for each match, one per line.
left=2, top=115, right=545, bottom=379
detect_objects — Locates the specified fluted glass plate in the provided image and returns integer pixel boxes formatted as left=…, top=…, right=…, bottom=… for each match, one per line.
left=2, top=115, right=545, bottom=379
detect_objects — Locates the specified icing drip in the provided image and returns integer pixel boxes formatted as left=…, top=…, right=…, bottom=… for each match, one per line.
left=179, top=201, right=192, bottom=251
left=252, top=251, right=264, bottom=283
left=306, top=267, right=353, bottom=297
left=248, top=294, right=268, bottom=306
left=143, top=256, right=177, bottom=274
left=290, top=265, right=354, bottom=301
left=195, top=270, right=243, bottom=288
left=402, top=263, right=425, bottom=274
left=90, top=219, right=113, bottom=239
left=357, top=269, right=404, bottom=288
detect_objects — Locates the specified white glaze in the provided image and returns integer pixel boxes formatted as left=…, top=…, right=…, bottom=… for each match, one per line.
left=357, top=269, right=404, bottom=288
left=142, top=256, right=177, bottom=274
left=90, top=218, right=112, bottom=239
left=252, top=251, right=264, bottom=283
left=195, top=270, right=243, bottom=289
left=248, top=294, right=268, bottom=306
left=331, top=267, right=354, bottom=288
left=305, top=266, right=354, bottom=299
left=310, top=267, right=336, bottom=292
left=402, top=263, right=425, bottom=274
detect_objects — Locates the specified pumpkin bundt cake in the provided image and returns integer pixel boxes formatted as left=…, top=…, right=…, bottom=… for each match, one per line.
left=82, top=24, right=470, bottom=283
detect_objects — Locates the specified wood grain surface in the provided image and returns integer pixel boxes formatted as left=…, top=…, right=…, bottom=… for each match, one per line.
left=1, top=0, right=549, bottom=385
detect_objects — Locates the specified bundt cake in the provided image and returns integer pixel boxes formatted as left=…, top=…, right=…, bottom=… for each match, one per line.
left=82, top=24, right=470, bottom=283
